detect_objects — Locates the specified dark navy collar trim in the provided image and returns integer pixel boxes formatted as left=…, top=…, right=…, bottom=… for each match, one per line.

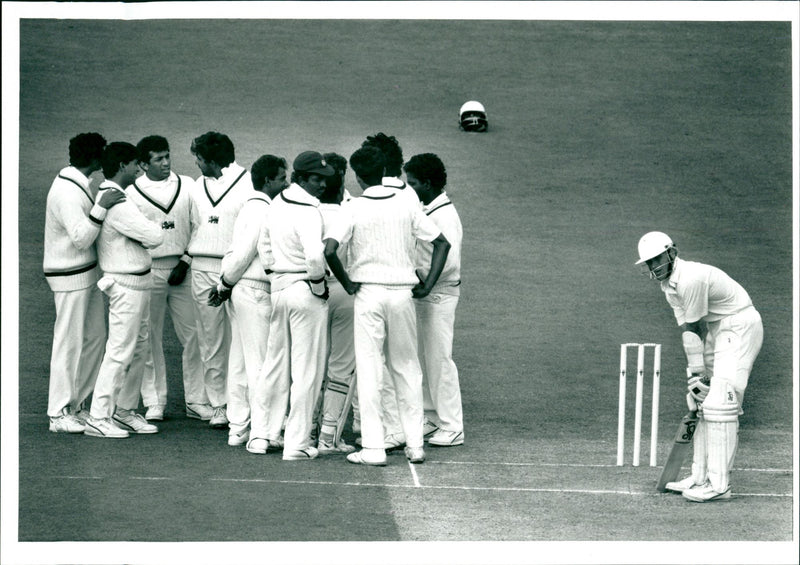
left=204, top=169, right=247, bottom=207
left=134, top=175, right=181, bottom=214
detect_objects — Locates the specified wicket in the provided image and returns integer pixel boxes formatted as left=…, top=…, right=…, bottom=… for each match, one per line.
left=617, top=343, right=661, bottom=467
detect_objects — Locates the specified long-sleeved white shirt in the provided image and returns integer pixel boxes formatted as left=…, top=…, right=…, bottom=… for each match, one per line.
left=220, top=192, right=271, bottom=288
left=328, top=184, right=441, bottom=287
left=258, top=183, right=326, bottom=292
left=96, top=180, right=164, bottom=290
left=320, top=202, right=349, bottom=284
left=126, top=171, right=196, bottom=269
left=188, top=162, right=255, bottom=273
left=43, top=166, right=109, bottom=291
left=415, top=191, right=462, bottom=295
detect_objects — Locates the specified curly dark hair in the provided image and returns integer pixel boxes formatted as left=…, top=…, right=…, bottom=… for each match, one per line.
left=68, top=132, right=107, bottom=168
left=361, top=132, right=402, bottom=177
left=403, top=153, right=447, bottom=191
left=190, top=131, right=235, bottom=168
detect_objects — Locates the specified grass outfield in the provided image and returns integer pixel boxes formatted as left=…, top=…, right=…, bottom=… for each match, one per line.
left=6, top=11, right=797, bottom=564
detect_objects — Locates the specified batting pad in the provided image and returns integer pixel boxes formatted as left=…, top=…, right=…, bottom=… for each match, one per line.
left=703, top=379, right=739, bottom=493
left=691, top=417, right=708, bottom=485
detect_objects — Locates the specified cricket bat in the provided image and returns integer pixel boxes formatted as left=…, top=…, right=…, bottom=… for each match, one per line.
left=656, top=411, right=698, bottom=492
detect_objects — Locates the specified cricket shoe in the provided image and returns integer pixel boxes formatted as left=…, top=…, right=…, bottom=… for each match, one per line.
left=246, top=437, right=284, bottom=454
left=186, top=403, right=213, bottom=421
left=664, top=475, right=701, bottom=494
left=356, top=433, right=406, bottom=451
left=283, top=447, right=319, bottom=461
left=346, top=449, right=387, bottom=467
left=113, top=409, right=158, bottom=434
left=404, top=446, right=425, bottom=464
left=209, top=406, right=228, bottom=429
left=228, top=429, right=250, bottom=447
left=423, top=419, right=439, bottom=440
left=73, top=409, right=91, bottom=425
left=145, top=404, right=166, bottom=421
left=318, top=438, right=356, bottom=455
left=84, top=416, right=129, bottom=438
left=682, top=482, right=732, bottom=503
left=427, top=429, right=464, bottom=447
left=49, top=409, right=85, bottom=433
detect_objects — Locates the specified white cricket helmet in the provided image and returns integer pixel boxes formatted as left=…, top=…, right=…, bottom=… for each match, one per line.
left=459, top=100, right=488, bottom=132
left=635, top=231, right=675, bottom=264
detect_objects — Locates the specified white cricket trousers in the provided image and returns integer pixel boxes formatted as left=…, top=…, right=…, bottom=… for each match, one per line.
left=692, top=306, right=764, bottom=489
left=260, top=281, right=328, bottom=451
left=139, top=267, right=207, bottom=407
left=191, top=269, right=232, bottom=408
left=318, top=281, right=356, bottom=431
left=227, top=283, right=271, bottom=436
left=354, top=284, right=424, bottom=450
left=90, top=277, right=151, bottom=419
left=416, top=292, right=463, bottom=433
left=48, top=285, right=106, bottom=417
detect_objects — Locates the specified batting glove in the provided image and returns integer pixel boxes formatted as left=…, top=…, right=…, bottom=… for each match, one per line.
left=687, top=373, right=710, bottom=404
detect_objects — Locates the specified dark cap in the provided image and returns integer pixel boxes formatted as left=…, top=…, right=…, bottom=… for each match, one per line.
left=293, top=151, right=335, bottom=177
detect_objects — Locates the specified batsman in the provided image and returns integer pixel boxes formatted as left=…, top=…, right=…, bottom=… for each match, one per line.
left=636, top=232, right=763, bottom=502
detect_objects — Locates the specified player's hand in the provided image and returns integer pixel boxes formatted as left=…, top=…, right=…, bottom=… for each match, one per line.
left=168, top=260, right=190, bottom=286
left=412, top=282, right=432, bottom=299
left=208, top=285, right=231, bottom=307
left=343, top=281, right=361, bottom=295
left=687, top=373, right=710, bottom=404
left=208, top=288, right=222, bottom=307
left=97, top=188, right=126, bottom=209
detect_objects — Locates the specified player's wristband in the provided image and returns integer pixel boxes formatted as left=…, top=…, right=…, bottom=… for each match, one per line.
left=180, top=253, right=192, bottom=266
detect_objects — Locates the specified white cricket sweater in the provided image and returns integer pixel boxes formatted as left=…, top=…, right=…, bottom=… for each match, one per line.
left=258, top=183, right=326, bottom=292
left=126, top=171, right=195, bottom=270
left=330, top=185, right=441, bottom=287
left=43, top=166, right=109, bottom=291
left=188, top=162, right=254, bottom=274
left=415, top=192, right=462, bottom=296
left=320, top=202, right=349, bottom=284
left=96, top=180, right=164, bottom=290
left=220, top=192, right=271, bottom=290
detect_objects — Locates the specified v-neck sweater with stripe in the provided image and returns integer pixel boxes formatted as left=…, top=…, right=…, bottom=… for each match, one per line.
left=126, top=171, right=196, bottom=270
left=43, top=166, right=109, bottom=291
left=187, top=162, right=255, bottom=273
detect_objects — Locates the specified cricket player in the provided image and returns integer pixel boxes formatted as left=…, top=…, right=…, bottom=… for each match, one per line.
left=188, top=132, right=255, bottom=428
left=126, top=135, right=209, bottom=422
left=314, top=152, right=357, bottom=455
left=636, top=231, right=763, bottom=502
left=404, top=153, right=465, bottom=447
left=85, top=142, right=164, bottom=438
left=359, top=132, right=420, bottom=450
left=209, top=154, right=288, bottom=449
left=43, top=133, right=125, bottom=432
left=324, top=146, right=451, bottom=466
left=255, top=151, right=332, bottom=460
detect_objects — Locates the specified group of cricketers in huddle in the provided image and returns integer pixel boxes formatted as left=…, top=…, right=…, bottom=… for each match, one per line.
left=43, top=130, right=464, bottom=466
left=43, top=128, right=766, bottom=496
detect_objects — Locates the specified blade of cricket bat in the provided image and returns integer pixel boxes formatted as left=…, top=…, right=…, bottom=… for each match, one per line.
left=656, top=411, right=698, bottom=492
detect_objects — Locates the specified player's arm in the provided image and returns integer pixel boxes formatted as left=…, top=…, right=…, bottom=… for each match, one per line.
left=413, top=233, right=450, bottom=298
left=324, top=238, right=359, bottom=295
left=108, top=201, right=164, bottom=250
left=61, top=188, right=121, bottom=250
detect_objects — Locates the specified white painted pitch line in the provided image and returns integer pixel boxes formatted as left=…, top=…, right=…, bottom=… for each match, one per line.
left=407, top=461, right=422, bottom=487
left=428, top=461, right=794, bottom=473
left=46, top=476, right=793, bottom=498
